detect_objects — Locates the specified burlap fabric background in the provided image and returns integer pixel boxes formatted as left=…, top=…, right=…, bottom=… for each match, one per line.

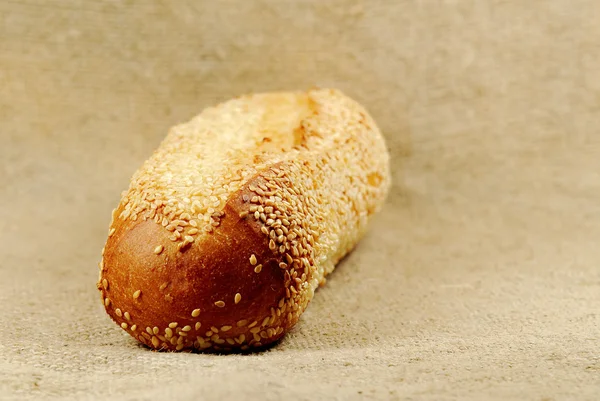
left=1, top=1, right=599, bottom=400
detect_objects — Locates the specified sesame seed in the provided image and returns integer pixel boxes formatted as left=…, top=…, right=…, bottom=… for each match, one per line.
left=154, top=245, right=164, bottom=254
left=195, top=322, right=201, bottom=330
left=169, top=322, right=178, bottom=328
left=108, top=228, right=115, bottom=237
left=165, top=328, right=173, bottom=337
left=115, top=308, right=123, bottom=317
left=159, top=282, right=168, bottom=291
left=131, top=325, right=137, bottom=331
left=221, top=325, right=232, bottom=332
left=205, top=331, right=213, bottom=337
left=133, top=290, right=141, bottom=299
left=124, top=312, right=131, bottom=321
left=182, top=325, right=192, bottom=332
left=214, top=301, right=225, bottom=308
left=279, top=262, right=287, bottom=269
left=210, top=326, right=219, bottom=333
left=146, top=327, right=153, bottom=335
left=102, top=279, right=108, bottom=290
left=254, top=264, right=263, bottom=273
left=249, top=254, right=257, bottom=265
left=253, top=333, right=261, bottom=342
left=153, top=327, right=159, bottom=335
left=191, top=309, right=201, bottom=317
left=234, top=293, right=242, bottom=304
left=237, top=319, right=248, bottom=327
left=121, top=322, right=128, bottom=329
left=239, top=211, right=249, bottom=218
left=176, top=343, right=184, bottom=351
left=184, top=235, right=194, bottom=243
left=104, top=298, right=111, bottom=307
left=226, top=338, right=235, bottom=345
left=248, top=321, right=258, bottom=328
left=151, top=336, right=160, bottom=348
left=262, top=317, right=270, bottom=327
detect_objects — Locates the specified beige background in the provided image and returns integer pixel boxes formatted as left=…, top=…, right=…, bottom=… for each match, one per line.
left=1, top=0, right=599, bottom=400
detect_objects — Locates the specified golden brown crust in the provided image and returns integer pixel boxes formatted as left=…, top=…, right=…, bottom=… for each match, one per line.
left=100, top=174, right=294, bottom=351
left=98, top=88, right=391, bottom=351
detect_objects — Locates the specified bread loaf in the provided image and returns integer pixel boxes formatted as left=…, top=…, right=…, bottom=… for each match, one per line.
left=97, top=88, right=390, bottom=351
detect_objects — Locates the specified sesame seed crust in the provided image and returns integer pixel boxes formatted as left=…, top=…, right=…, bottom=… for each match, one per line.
left=97, top=88, right=390, bottom=352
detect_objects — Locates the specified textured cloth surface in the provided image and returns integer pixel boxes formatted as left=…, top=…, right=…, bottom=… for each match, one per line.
left=1, top=1, right=599, bottom=400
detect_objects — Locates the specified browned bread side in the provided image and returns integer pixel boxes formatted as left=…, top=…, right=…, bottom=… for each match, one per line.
left=98, top=88, right=391, bottom=351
